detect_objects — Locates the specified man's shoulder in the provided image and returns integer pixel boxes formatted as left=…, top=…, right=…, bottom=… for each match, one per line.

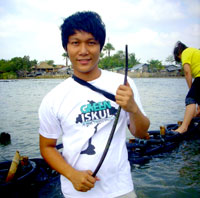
left=101, top=69, right=134, bottom=83
left=101, top=69, right=125, bottom=79
left=52, top=77, right=73, bottom=90
left=40, top=77, right=76, bottom=110
left=44, top=77, right=74, bottom=99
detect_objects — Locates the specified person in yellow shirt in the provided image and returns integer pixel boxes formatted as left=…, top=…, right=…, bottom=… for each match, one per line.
left=173, top=41, right=200, bottom=133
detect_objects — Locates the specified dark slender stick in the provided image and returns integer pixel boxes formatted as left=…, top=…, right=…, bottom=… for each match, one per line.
left=92, top=45, right=129, bottom=177
left=124, top=44, right=128, bottom=84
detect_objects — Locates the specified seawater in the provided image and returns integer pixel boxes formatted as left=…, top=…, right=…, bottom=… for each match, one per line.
left=0, top=78, right=199, bottom=198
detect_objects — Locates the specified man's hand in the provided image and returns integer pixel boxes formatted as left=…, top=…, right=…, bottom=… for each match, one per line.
left=115, top=82, right=137, bottom=113
left=115, top=81, right=150, bottom=138
left=70, top=169, right=100, bottom=192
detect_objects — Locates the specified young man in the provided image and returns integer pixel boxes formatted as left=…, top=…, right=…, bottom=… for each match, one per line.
left=39, top=11, right=150, bottom=198
left=173, top=41, right=200, bottom=133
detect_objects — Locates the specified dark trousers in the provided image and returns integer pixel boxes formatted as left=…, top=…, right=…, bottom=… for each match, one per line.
left=185, top=77, right=200, bottom=106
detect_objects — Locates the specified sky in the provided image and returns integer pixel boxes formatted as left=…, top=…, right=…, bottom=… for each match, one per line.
left=0, top=0, right=200, bottom=65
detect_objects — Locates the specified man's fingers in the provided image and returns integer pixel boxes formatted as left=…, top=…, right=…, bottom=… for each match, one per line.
left=86, top=170, right=97, bottom=184
left=72, top=170, right=98, bottom=192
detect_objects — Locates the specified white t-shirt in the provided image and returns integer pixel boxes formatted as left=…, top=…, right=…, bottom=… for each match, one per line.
left=39, top=70, right=145, bottom=198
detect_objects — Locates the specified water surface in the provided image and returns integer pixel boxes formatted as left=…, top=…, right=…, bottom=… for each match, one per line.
left=0, top=78, right=199, bottom=198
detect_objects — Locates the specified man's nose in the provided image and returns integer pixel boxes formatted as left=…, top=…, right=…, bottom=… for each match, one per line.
left=79, top=43, right=89, bottom=55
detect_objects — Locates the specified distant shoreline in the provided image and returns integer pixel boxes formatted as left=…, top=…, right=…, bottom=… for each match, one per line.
left=0, top=72, right=184, bottom=80
left=127, top=71, right=183, bottom=78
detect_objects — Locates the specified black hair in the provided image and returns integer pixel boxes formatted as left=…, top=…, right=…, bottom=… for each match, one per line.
left=60, top=11, right=106, bottom=51
left=173, top=41, right=188, bottom=63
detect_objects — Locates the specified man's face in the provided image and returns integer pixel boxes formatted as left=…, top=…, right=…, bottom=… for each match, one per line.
left=67, top=31, right=101, bottom=80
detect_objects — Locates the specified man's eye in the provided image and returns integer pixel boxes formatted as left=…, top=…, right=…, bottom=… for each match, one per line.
left=88, top=41, right=96, bottom=45
left=71, top=41, right=79, bottom=45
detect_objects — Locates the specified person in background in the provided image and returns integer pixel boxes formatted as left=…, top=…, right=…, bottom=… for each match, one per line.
left=39, top=11, right=150, bottom=198
left=173, top=41, right=200, bottom=133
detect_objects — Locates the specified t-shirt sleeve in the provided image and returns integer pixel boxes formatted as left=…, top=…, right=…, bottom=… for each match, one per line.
left=38, top=95, right=62, bottom=139
left=181, top=49, right=192, bottom=66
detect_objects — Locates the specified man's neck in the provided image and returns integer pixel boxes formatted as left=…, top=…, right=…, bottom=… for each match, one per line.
left=73, top=68, right=101, bottom=82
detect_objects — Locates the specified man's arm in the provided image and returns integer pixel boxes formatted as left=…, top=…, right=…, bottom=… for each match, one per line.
left=39, top=135, right=98, bottom=192
left=115, top=82, right=150, bottom=139
left=183, top=63, right=192, bottom=89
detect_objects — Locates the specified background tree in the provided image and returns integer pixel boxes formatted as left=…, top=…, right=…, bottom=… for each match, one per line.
left=129, top=53, right=140, bottom=66
left=0, top=56, right=38, bottom=78
left=112, top=50, right=125, bottom=67
left=103, top=42, right=115, bottom=57
left=99, top=50, right=141, bottom=70
left=147, top=59, right=164, bottom=72
left=62, top=52, right=69, bottom=67
left=100, top=52, right=104, bottom=59
left=45, top=60, right=54, bottom=66
left=165, top=55, right=175, bottom=65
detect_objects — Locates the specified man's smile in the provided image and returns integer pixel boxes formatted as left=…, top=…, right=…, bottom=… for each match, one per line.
left=77, top=58, right=91, bottom=65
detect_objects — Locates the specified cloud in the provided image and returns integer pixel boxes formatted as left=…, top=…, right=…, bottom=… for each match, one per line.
left=184, top=0, right=200, bottom=17
left=0, top=0, right=199, bottom=64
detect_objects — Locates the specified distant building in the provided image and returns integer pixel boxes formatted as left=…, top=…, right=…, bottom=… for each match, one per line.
left=160, top=64, right=182, bottom=76
left=29, top=62, right=66, bottom=76
left=57, top=66, right=73, bottom=75
left=128, top=63, right=182, bottom=77
left=33, top=62, right=54, bottom=73
left=111, top=67, right=124, bottom=73
left=129, top=63, right=149, bottom=73
left=164, top=65, right=181, bottom=72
